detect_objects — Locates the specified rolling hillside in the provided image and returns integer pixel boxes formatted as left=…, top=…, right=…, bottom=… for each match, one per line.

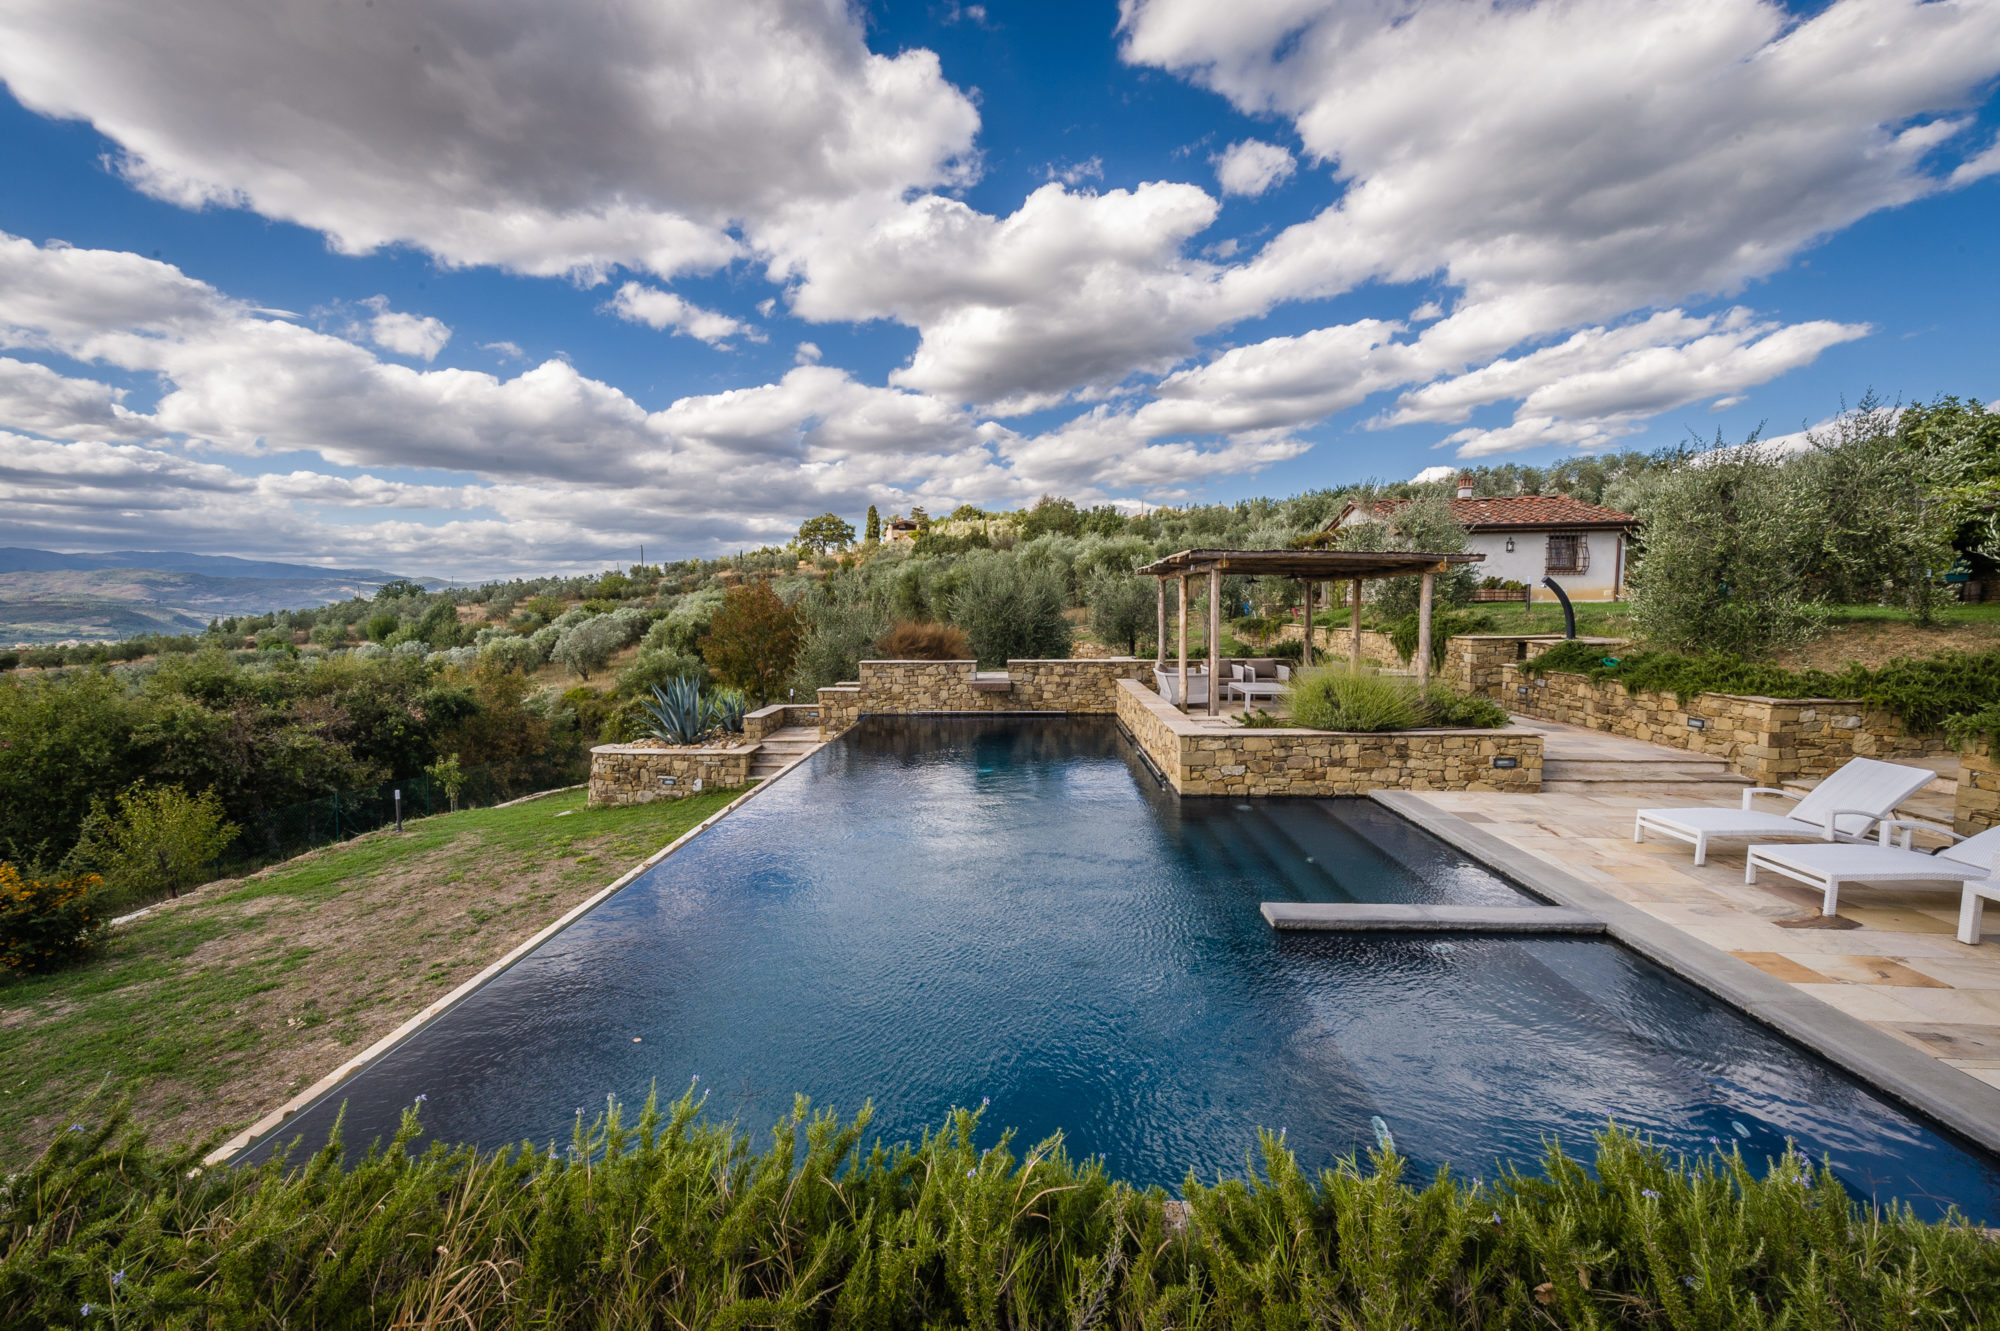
left=0, top=548, right=438, bottom=644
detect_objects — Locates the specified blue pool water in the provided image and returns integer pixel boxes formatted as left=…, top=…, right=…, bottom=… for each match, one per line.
left=248, top=717, right=2000, bottom=1218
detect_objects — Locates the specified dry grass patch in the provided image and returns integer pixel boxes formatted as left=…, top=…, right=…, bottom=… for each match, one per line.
left=0, top=785, right=736, bottom=1169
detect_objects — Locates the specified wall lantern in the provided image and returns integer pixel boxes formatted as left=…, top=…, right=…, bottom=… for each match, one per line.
left=1505, top=536, right=1515, bottom=552
left=1493, top=756, right=1519, bottom=769
left=1686, top=717, right=1707, bottom=731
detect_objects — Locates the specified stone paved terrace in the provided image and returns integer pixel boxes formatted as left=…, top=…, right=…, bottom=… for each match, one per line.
left=1405, top=775, right=2000, bottom=1098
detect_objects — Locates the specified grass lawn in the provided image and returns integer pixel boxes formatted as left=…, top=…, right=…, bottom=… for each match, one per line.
left=0, top=785, right=739, bottom=1171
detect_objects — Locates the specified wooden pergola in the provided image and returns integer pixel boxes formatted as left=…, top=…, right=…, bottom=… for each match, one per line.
left=1133, top=548, right=1485, bottom=716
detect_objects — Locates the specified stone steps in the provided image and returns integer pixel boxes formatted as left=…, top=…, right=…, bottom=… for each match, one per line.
left=748, top=728, right=822, bottom=780
left=1541, top=755, right=1751, bottom=798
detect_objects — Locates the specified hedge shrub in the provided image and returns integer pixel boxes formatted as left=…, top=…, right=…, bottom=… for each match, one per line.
left=1, top=1101, right=1995, bottom=1328
left=1523, top=644, right=2000, bottom=733
left=0, top=863, right=104, bottom=974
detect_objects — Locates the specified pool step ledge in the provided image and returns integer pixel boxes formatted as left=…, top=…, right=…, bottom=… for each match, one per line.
left=1261, top=902, right=1605, bottom=933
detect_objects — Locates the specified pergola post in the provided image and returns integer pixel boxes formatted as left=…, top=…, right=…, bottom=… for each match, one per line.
left=1207, top=569, right=1221, bottom=717
left=1176, top=574, right=1189, bottom=711
left=1349, top=579, right=1363, bottom=674
left=1155, top=577, right=1166, bottom=666
left=1415, top=570, right=1436, bottom=689
left=1300, top=580, right=1313, bottom=668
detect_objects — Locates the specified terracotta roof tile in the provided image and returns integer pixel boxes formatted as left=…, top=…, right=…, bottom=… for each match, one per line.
left=1355, top=494, right=1638, bottom=531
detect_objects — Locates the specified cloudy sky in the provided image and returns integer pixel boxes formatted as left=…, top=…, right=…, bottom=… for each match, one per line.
left=0, top=0, right=1995, bottom=577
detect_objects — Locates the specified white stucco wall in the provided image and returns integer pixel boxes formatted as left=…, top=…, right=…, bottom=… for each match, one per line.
left=1468, top=531, right=1624, bottom=601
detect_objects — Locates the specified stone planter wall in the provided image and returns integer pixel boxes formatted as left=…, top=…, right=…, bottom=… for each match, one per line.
left=1491, top=660, right=1949, bottom=785
left=1114, top=678, right=1541, bottom=797
left=1960, top=747, right=2000, bottom=835
left=744, top=702, right=823, bottom=740
left=815, top=657, right=1147, bottom=739
left=588, top=743, right=757, bottom=805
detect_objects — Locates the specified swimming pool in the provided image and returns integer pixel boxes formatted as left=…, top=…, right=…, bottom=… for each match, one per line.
left=246, top=716, right=2000, bottom=1219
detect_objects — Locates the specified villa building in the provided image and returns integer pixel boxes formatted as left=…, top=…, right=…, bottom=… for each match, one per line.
left=1327, top=474, right=1640, bottom=602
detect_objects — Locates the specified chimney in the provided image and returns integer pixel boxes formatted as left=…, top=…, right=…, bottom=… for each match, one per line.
left=1456, top=472, right=1474, bottom=500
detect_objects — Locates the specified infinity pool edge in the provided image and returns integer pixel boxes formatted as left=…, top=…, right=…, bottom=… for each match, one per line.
left=206, top=753, right=814, bottom=1166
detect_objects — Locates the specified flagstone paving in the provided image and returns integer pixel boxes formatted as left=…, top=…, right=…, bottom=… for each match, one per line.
left=1411, top=734, right=2000, bottom=1097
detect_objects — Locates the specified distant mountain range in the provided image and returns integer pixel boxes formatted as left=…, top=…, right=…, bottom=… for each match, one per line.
left=0, top=547, right=444, bottom=645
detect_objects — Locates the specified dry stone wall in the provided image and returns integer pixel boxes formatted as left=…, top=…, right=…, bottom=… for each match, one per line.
left=1489, top=657, right=1949, bottom=785
left=814, top=658, right=1146, bottom=739
left=1114, top=679, right=1541, bottom=797
left=588, top=743, right=756, bottom=806
left=744, top=702, right=822, bottom=740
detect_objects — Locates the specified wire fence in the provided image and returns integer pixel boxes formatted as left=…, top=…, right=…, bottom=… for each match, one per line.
left=223, top=754, right=591, bottom=876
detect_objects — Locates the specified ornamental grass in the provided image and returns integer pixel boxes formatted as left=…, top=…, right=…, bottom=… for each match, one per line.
left=1283, top=669, right=1508, bottom=733
left=2, top=1096, right=1995, bottom=1328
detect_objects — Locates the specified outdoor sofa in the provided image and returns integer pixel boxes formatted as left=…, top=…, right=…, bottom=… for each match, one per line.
left=1632, top=757, right=1937, bottom=866
left=1745, top=823, right=2000, bottom=939
left=1226, top=659, right=1290, bottom=703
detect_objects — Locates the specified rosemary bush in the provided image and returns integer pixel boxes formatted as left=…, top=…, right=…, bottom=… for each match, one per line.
left=2, top=1100, right=1995, bottom=1328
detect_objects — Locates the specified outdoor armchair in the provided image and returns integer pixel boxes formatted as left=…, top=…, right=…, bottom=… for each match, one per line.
left=1632, top=757, right=1937, bottom=866
left=1744, top=823, right=2000, bottom=934
left=1152, top=664, right=1209, bottom=708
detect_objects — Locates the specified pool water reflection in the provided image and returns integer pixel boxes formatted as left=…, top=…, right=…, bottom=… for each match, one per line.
left=244, top=716, right=2000, bottom=1220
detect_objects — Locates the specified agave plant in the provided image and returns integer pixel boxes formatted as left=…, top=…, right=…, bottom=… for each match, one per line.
left=643, top=677, right=707, bottom=745
left=706, top=687, right=747, bottom=735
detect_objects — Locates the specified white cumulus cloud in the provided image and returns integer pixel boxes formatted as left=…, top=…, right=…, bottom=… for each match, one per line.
left=606, top=283, right=754, bottom=345
left=361, top=295, right=451, bottom=361
left=1212, top=139, right=1295, bottom=197
left=0, top=0, right=979, bottom=283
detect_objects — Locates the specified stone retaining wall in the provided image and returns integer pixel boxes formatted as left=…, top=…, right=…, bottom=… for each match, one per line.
left=1114, top=678, right=1541, bottom=797
left=744, top=702, right=822, bottom=740
left=588, top=743, right=757, bottom=805
left=1491, top=658, right=1949, bottom=785
left=815, top=657, right=1147, bottom=738
left=1277, top=623, right=1406, bottom=669
left=1960, top=747, right=2000, bottom=835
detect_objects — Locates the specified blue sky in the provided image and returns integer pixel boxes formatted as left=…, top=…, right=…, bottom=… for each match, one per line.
left=0, top=0, right=1995, bottom=577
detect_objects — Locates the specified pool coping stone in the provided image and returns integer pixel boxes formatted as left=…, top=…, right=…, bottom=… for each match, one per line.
left=1371, top=789, right=2000, bottom=1158
left=206, top=739, right=824, bottom=1166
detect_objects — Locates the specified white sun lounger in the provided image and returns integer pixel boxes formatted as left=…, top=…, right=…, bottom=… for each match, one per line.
left=1745, top=824, right=2000, bottom=934
left=1632, top=757, right=1936, bottom=866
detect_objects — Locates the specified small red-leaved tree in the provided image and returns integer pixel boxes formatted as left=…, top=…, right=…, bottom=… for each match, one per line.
left=699, top=581, right=804, bottom=703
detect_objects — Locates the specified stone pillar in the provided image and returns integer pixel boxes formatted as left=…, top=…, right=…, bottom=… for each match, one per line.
left=1416, top=570, right=1436, bottom=688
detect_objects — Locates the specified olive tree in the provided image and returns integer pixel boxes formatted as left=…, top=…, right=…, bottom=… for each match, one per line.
left=550, top=615, right=625, bottom=680
left=949, top=556, right=1071, bottom=667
